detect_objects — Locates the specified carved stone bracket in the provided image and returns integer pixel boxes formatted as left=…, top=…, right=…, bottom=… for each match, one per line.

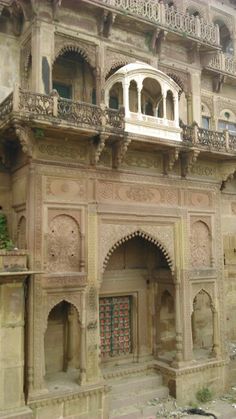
left=90, top=133, right=109, bottom=165
left=98, top=9, right=116, bottom=38
left=188, top=42, right=200, bottom=64
left=213, top=74, right=227, bottom=93
left=181, top=149, right=199, bottom=177
left=151, top=29, right=167, bottom=54
left=163, top=148, right=179, bottom=175
left=200, top=50, right=218, bottom=67
left=52, top=0, right=62, bottom=19
left=14, top=124, right=35, bottom=158
left=112, top=135, right=131, bottom=169
left=219, top=161, right=236, bottom=190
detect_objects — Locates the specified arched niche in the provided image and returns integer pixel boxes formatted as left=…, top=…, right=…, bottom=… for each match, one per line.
left=191, top=290, right=214, bottom=360
left=109, top=81, right=123, bottom=109
left=44, top=300, right=81, bottom=385
left=17, top=215, right=26, bottom=249
left=190, top=220, right=211, bottom=268
left=202, top=102, right=211, bottom=129
left=214, top=19, right=233, bottom=54
left=141, top=77, right=162, bottom=117
left=52, top=49, right=95, bottom=102
left=47, top=214, right=81, bottom=272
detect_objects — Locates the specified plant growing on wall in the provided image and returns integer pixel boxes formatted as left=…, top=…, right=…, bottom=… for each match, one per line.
left=0, top=213, right=14, bottom=250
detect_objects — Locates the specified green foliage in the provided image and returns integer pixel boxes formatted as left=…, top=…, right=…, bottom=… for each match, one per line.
left=0, top=213, right=14, bottom=250
left=196, top=387, right=213, bottom=403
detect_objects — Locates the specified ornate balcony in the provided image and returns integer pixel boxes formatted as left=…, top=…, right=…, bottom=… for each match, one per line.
left=105, top=62, right=181, bottom=142
left=0, top=86, right=125, bottom=134
left=206, top=51, right=236, bottom=78
left=87, top=0, right=220, bottom=47
left=1, top=87, right=236, bottom=163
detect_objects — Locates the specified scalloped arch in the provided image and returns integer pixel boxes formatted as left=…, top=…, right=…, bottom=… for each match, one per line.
left=105, top=57, right=136, bottom=79
left=102, top=229, right=174, bottom=274
left=53, top=43, right=94, bottom=69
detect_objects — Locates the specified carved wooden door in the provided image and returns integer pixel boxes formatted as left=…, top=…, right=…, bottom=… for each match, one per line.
left=99, top=296, right=132, bottom=359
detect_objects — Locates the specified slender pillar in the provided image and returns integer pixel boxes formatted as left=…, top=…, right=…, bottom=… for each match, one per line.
left=174, top=93, right=179, bottom=127
left=163, top=92, right=167, bottom=120
left=79, top=291, right=86, bottom=384
left=172, top=282, right=183, bottom=367
left=67, top=306, right=76, bottom=369
left=211, top=304, right=220, bottom=358
left=123, top=78, right=130, bottom=118
left=186, top=94, right=193, bottom=125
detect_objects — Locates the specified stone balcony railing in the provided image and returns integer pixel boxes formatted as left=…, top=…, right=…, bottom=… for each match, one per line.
left=207, top=51, right=236, bottom=77
left=1, top=88, right=236, bottom=155
left=92, top=0, right=220, bottom=47
left=181, top=122, right=236, bottom=152
left=0, top=87, right=125, bottom=132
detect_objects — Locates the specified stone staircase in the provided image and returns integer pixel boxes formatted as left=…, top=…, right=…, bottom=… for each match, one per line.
left=103, top=362, right=169, bottom=419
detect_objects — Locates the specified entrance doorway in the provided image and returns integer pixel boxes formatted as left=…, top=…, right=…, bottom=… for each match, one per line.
left=99, top=296, right=132, bottom=359
left=100, top=234, right=175, bottom=365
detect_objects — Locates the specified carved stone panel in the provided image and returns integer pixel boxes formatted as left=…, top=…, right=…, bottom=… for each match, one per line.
left=190, top=220, right=211, bottom=268
left=96, top=181, right=179, bottom=206
left=47, top=214, right=80, bottom=272
left=45, top=177, right=87, bottom=202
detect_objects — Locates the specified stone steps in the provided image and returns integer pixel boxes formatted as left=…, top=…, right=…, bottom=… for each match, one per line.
left=104, top=362, right=169, bottom=419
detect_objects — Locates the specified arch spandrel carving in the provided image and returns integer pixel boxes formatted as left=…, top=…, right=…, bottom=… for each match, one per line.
left=99, top=224, right=175, bottom=277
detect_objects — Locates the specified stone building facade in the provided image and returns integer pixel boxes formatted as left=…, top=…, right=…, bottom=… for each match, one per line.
left=0, top=0, right=236, bottom=418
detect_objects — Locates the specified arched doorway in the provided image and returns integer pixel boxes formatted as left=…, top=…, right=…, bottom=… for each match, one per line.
left=100, top=235, right=174, bottom=366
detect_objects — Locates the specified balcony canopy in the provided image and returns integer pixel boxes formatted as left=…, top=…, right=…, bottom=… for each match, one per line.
left=105, top=62, right=182, bottom=142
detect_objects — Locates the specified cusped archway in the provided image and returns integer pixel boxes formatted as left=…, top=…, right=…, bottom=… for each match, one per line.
left=100, top=231, right=176, bottom=365
left=102, top=229, right=174, bottom=275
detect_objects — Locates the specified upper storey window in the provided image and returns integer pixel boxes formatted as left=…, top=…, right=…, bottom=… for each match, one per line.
left=105, top=62, right=181, bottom=142
left=214, top=20, right=233, bottom=55
left=201, top=103, right=211, bottom=129
left=218, top=110, right=236, bottom=135
left=52, top=50, right=95, bottom=103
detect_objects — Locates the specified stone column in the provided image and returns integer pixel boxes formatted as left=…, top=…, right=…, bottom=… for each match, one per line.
left=163, top=91, right=167, bottom=120
left=79, top=325, right=86, bottom=385
left=211, top=304, right=220, bottom=358
left=122, top=78, right=130, bottom=118
left=31, top=20, right=54, bottom=93
left=174, top=93, right=179, bottom=127
left=67, top=306, right=77, bottom=369
left=0, top=274, right=32, bottom=417
left=186, top=94, right=193, bottom=125
left=172, top=281, right=183, bottom=367
left=190, top=71, right=201, bottom=125
left=137, top=79, right=143, bottom=120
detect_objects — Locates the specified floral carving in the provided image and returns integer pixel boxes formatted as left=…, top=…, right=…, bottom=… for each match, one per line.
left=190, top=221, right=211, bottom=268
left=48, top=215, right=80, bottom=272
